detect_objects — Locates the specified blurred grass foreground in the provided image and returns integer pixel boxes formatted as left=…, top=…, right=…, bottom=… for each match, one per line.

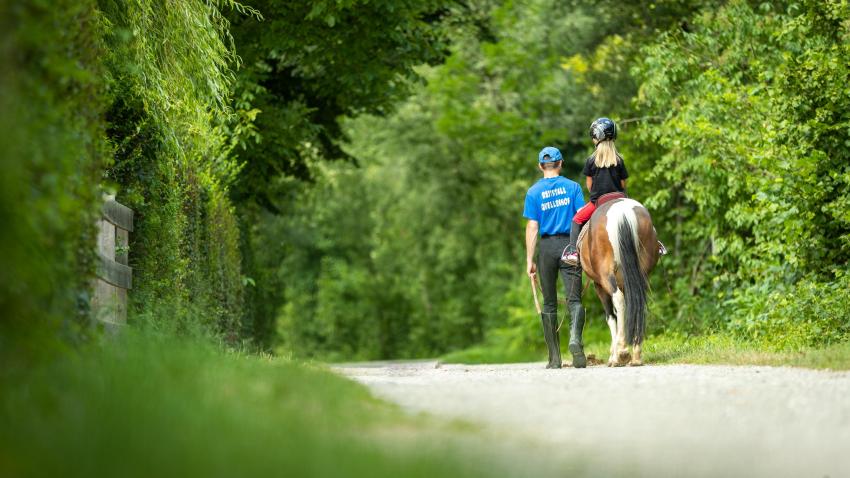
left=0, top=331, right=500, bottom=478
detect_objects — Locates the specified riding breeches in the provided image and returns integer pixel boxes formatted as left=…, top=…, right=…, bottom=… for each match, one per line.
left=538, top=234, right=583, bottom=316
left=572, top=202, right=596, bottom=225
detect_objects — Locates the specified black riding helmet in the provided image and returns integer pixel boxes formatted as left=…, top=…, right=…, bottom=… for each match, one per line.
left=589, top=117, right=617, bottom=142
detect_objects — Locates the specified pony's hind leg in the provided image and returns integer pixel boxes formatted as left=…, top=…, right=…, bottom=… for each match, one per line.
left=612, top=288, right=631, bottom=366
left=606, top=317, right=617, bottom=367
left=594, top=285, right=618, bottom=367
left=630, top=342, right=643, bottom=366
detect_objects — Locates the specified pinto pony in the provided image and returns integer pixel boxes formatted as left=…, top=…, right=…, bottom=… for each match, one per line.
left=578, top=197, right=659, bottom=366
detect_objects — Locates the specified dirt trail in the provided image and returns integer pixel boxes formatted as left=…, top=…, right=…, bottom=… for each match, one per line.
left=336, top=362, right=850, bottom=477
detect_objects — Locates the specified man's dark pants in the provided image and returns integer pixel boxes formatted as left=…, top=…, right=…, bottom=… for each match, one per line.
left=538, top=234, right=584, bottom=368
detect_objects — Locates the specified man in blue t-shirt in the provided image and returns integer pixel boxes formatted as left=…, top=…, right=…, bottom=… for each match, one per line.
left=523, top=146, right=587, bottom=369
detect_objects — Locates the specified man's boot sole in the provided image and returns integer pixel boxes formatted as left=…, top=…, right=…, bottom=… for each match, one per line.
left=569, top=343, right=586, bottom=368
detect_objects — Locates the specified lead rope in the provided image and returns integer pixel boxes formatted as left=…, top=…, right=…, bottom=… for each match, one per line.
left=530, top=274, right=542, bottom=315
left=531, top=276, right=565, bottom=331
left=534, top=272, right=588, bottom=333
left=531, top=237, right=592, bottom=333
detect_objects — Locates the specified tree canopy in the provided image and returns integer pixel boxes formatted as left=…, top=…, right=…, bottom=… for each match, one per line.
left=226, top=0, right=453, bottom=207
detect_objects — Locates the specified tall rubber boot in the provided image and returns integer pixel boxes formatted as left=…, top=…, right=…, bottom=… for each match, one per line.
left=541, top=312, right=562, bottom=369
left=568, top=303, right=587, bottom=368
left=549, top=312, right=563, bottom=368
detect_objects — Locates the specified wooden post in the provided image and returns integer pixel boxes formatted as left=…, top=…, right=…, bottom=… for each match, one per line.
left=92, top=194, right=133, bottom=327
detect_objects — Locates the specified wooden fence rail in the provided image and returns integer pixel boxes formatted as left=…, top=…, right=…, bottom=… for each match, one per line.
left=92, top=195, right=133, bottom=326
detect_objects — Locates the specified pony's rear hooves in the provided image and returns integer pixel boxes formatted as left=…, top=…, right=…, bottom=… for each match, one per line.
left=629, top=361, right=644, bottom=367
left=612, top=353, right=629, bottom=367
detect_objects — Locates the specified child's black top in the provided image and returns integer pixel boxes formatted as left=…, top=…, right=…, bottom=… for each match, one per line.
left=583, top=154, right=628, bottom=203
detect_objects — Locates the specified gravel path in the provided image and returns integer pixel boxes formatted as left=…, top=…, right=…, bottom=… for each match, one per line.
left=336, top=361, right=850, bottom=477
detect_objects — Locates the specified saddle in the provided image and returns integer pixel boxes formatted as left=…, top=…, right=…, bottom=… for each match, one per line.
left=595, top=191, right=626, bottom=207
left=576, top=192, right=626, bottom=256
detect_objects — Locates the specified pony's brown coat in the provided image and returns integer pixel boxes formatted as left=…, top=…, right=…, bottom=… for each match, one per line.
left=579, top=199, right=659, bottom=365
left=580, top=200, right=658, bottom=293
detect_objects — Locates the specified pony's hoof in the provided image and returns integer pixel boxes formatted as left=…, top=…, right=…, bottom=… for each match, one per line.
left=629, top=360, right=643, bottom=367
left=617, top=350, right=631, bottom=364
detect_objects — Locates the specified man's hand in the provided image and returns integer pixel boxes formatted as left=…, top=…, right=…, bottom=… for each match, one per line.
left=527, top=261, right=537, bottom=278
left=525, top=220, right=539, bottom=278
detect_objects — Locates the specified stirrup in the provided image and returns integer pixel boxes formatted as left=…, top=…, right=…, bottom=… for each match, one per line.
left=561, top=249, right=579, bottom=266
left=658, top=241, right=668, bottom=256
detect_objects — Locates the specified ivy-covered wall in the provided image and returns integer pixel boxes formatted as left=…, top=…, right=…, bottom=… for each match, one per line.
left=1, top=0, right=251, bottom=361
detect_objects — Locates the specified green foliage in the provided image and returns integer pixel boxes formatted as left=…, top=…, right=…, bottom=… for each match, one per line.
left=100, top=0, right=253, bottom=338
left=726, top=272, right=850, bottom=350
left=270, top=0, right=707, bottom=359
left=1, top=0, right=262, bottom=352
left=5, top=0, right=849, bottom=363
left=0, top=330, right=510, bottom=477
left=267, top=0, right=850, bottom=359
left=227, top=0, right=453, bottom=200
left=230, top=0, right=459, bottom=347
left=0, top=0, right=110, bottom=360
left=635, top=0, right=850, bottom=348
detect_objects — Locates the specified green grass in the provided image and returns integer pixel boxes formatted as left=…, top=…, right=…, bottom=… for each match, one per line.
left=442, top=321, right=850, bottom=370
left=0, top=331, right=517, bottom=478
left=643, top=333, right=850, bottom=370
left=7, top=325, right=842, bottom=478
left=440, top=344, right=540, bottom=364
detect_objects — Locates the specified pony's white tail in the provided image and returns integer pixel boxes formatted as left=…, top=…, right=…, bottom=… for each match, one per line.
left=606, top=200, right=649, bottom=345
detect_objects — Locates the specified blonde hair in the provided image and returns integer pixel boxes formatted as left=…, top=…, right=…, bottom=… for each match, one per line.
left=594, top=140, right=619, bottom=168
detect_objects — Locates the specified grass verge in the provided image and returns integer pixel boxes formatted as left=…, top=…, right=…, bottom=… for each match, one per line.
left=0, top=330, right=513, bottom=478
left=642, top=333, right=850, bottom=370
left=442, top=322, right=850, bottom=370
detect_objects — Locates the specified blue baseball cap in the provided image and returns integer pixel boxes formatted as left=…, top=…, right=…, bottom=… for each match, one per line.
left=538, top=146, right=563, bottom=163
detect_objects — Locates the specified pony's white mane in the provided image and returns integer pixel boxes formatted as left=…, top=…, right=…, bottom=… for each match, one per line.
left=605, top=198, right=641, bottom=265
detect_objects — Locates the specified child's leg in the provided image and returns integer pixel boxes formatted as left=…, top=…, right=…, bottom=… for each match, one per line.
left=563, top=203, right=595, bottom=259
left=565, top=220, right=582, bottom=255
left=573, top=202, right=595, bottom=226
